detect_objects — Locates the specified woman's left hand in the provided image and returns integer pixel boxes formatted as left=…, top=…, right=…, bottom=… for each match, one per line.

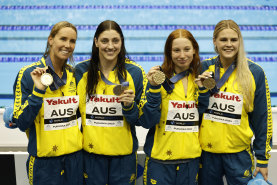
left=118, top=89, right=135, bottom=107
left=254, top=167, right=268, bottom=181
left=195, top=71, right=213, bottom=88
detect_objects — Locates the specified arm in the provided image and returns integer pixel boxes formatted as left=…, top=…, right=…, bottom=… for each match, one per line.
left=122, top=65, right=161, bottom=127
left=248, top=64, right=272, bottom=180
left=13, top=67, right=46, bottom=131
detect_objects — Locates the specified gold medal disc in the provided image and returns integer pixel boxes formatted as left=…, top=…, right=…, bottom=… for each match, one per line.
left=41, top=73, right=53, bottom=86
left=153, top=71, right=166, bottom=85
left=113, top=85, right=128, bottom=96
left=202, top=78, right=216, bottom=90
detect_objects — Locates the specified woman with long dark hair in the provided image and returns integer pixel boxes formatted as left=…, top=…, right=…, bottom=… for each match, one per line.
left=75, top=20, right=146, bottom=185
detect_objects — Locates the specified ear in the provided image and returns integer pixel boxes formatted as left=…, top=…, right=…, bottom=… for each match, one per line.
left=94, top=37, right=99, bottom=47
left=48, top=36, right=53, bottom=46
left=213, top=37, right=216, bottom=47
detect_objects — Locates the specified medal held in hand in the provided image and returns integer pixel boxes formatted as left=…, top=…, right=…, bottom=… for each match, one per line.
left=153, top=70, right=166, bottom=85
left=41, top=72, right=53, bottom=86
left=113, top=84, right=128, bottom=96
left=202, top=72, right=216, bottom=90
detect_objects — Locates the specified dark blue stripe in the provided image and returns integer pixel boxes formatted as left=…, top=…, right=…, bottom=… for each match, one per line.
left=1, top=56, right=277, bottom=63
left=0, top=5, right=276, bottom=11
left=0, top=94, right=13, bottom=99
left=0, top=25, right=277, bottom=31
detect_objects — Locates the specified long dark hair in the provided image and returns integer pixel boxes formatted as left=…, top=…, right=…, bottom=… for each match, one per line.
left=87, top=20, right=127, bottom=98
left=161, top=29, right=200, bottom=78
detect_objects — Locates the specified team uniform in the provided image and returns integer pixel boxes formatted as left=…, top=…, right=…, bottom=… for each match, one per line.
left=12, top=57, right=83, bottom=185
left=141, top=73, right=210, bottom=185
left=75, top=59, right=147, bottom=185
left=199, top=56, right=272, bottom=185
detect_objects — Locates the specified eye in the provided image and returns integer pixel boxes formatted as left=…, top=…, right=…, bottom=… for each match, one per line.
left=172, top=48, right=180, bottom=52
left=219, top=38, right=227, bottom=42
left=60, top=37, right=67, bottom=41
left=100, top=39, right=108, bottom=44
left=231, top=38, right=238, bottom=42
left=112, top=38, right=120, bottom=44
left=70, top=39, right=76, bottom=44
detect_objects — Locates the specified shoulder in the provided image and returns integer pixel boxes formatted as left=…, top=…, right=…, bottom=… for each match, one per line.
left=75, top=60, right=90, bottom=73
left=247, top=59, right=265, bottom=75
left=125, top=58, right=145, bottom=76
left=201, top=56, right=217, bottom=71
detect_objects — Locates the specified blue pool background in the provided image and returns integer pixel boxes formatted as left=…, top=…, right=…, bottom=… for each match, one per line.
left=0, top=0, right=277, bottom=107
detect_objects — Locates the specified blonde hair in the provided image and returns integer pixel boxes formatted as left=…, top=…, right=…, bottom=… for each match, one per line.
left=213, top=20, right=253, bottom=112
left=43, top=21, right=77, bottom=66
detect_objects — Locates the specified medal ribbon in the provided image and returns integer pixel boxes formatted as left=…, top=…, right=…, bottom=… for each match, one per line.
left=161, top=69, right=190, bottom=94
left=212, top=58, right=236, bottom=94
left=100, top=71, right=129, bottom=88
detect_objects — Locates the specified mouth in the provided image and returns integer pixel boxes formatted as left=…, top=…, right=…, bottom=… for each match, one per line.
left=61, top=50, right=70, bottom=55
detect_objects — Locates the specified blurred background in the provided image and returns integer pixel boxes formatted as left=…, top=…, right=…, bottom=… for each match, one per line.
left=0, top=0, right=276, bottom=184
left=0, top=0, right=277, bottom=107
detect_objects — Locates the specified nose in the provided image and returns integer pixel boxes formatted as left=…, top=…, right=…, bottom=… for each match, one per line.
left=180, top=51, right=185, bottom=58
left=107, top=41, right=113, bottom=49
left=65, top=40, right=70, bottom=48
left=226, top=40, right=232, bottom=46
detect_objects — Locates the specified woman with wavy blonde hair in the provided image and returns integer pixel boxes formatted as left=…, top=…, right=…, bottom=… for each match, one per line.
left=199, top=20, right=272, bottom=185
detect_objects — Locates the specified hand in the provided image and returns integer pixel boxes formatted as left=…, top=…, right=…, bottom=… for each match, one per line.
left=30, top=67, right=48, bottom=90
left=147, top=66, right=161, bottom=86
left=118, top=89, right=135, bottom=107
left=253, top=167, right=268, bottom=181
left=195, top=71, right=213, bottom=88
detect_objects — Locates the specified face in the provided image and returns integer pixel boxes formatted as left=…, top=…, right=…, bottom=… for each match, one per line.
left=171, top=37, right=195, bottom=73
left=48, top=27, right=76, bottom=64
left=214, top=28, right=239, bottom=64
left=95, top=30, right=122, bottom=64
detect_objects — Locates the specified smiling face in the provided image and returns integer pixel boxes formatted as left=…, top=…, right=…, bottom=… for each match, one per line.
left=48, top=27, right=77, bottom=64
left=95, top=29, right=122, bottom=64
left=214, top=28, right=240, bottom=64
left=171, top=37, right=195, bottom=73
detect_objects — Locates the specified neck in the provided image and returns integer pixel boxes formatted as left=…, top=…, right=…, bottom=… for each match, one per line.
left=174, top=66, right=189, bottom=74
left=100, top=60, right=117, bottom=77
left=50, top=55, right=65, bottom=76
left=219, top=56, right=234, bottom=70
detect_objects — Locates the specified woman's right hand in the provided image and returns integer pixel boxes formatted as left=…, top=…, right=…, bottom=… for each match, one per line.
left=147, top=66, right=161, bottom=86
left=30, top=67, right=48, bottom=90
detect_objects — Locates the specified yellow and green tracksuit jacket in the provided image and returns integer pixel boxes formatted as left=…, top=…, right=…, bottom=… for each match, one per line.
left=142, top=73, right=210, bottom=161
left=12, top=57, right=83, bottom=157
left=75, top=59, right=147, bottom=156
left=200, top=56, right=272, bottom=167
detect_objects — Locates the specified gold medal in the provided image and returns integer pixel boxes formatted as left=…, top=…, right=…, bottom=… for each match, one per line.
left=153, top=70, right=166, bottom=85
left=202, top=77, right=216, bottom=90
left=41, top=73, right=53, bottom=86
left=113, top=85, right=128, bottom=96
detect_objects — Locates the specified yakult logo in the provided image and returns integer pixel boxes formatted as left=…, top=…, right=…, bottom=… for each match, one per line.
left=90, top=96, right=120, bottom=103
left=171, top=102, right=196, bottom=109
left=46, top=97, right=78, bottom=105
left=212, top=92, right=241, bottom=102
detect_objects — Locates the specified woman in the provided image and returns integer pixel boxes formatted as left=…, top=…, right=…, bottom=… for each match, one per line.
left=75, top=20, right=146, bottom=185
left=199, top=20, right=272, bottom=185
left=12, top=21, right=83, bottom=185
left=141, top=29, right=210, bottom=185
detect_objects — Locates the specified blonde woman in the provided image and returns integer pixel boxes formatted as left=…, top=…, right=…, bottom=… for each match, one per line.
left=12, top=21, right=83, bottom=185
left=199, top=20, right=272, bottom=185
